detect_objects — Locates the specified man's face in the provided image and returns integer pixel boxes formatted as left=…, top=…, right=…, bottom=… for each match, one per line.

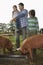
left=19, top=5, right=24, bottom=11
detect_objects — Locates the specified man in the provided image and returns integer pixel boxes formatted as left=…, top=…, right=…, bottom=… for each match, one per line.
left=16, top=3, right=28, bottom=40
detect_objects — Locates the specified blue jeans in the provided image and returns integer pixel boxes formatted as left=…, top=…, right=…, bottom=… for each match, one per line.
left=21, top=27, right=27, bottom=40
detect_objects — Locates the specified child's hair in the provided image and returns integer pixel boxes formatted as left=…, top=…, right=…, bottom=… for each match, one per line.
left=13, top=5, right=17, bottom=9
left=12, top=5, right=17, bottom=14
left=29, top=9, right=35, bottom=17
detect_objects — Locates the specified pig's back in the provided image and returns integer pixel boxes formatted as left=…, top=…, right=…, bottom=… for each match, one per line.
left=28, top=34, right=43, bottom=48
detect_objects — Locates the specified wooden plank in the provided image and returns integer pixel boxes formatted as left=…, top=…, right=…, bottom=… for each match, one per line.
left=0, top=34, right=14, bottom=36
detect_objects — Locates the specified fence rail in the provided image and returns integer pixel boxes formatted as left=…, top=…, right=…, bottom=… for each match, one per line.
left=0, top=34, right=14, bottom=36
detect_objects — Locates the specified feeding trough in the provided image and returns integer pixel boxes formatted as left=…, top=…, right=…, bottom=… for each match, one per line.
left=0, top=54, right=29, bottom=65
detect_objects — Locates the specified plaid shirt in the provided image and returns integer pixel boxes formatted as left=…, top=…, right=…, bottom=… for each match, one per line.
left=16, top=9, right=28, bottom=28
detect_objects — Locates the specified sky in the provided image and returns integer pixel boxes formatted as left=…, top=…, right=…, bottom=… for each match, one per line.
left=0, top=0, right=43, bottom=29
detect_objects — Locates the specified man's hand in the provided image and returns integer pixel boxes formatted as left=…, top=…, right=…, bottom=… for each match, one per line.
left=10, top=18, right=16, bottom=22
left=13, top=18, right=16, bottom=21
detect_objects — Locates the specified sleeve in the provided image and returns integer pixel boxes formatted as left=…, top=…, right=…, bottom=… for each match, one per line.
left=35, top=18, right=39, bottom=33
left=15, top=10, right=28, bottom=19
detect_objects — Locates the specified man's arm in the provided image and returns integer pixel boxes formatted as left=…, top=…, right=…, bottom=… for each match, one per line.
left=10, top=10, right=28, bottom=21
left=15, top=10, right=28, bottom=19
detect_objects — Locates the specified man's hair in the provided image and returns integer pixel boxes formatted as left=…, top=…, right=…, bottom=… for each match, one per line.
left=29, top=10, right=35, bottom=17
left=18, top=3, right=24, bottom=6
left=13, top=5, right=17, bottom=8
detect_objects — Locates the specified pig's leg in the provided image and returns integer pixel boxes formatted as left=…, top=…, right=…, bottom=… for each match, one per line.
left=28, top=48, right=33, bottom=59
left=28, top=48, right=33, bottom=65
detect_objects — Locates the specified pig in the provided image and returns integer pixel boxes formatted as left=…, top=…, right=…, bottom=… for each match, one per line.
left=17, top=34, right=43, bottom=60
left=0, top=36, right=13, bottom=53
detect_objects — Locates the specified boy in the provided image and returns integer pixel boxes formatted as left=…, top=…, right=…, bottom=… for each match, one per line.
left=27, top=9, right=39, bottom=36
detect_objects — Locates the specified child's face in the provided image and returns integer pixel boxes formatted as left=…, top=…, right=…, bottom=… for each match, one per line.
left=29, top=12, right=32, bottom=17
left=13, top=7, right=17, bottom=11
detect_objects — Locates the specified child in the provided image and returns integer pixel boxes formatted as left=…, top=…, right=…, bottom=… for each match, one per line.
left=12, top=5, right=21, bottom=30
left=11, top=5, right=21, bottom=48
left=27, top=9, right=39, bottom=36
